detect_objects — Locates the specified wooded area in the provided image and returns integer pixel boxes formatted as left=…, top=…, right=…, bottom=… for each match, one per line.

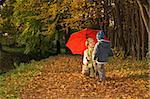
left=0, top=0, right=150, bottom=98
left=0, top=0, right=149, bottom=59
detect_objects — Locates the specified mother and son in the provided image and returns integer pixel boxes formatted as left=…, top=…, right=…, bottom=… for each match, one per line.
left=82, top=31, right=113, bottom=82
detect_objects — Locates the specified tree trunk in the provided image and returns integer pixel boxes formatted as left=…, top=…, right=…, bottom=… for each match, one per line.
left=56, top=40, right=61, bottom=54
left=0, top=43, right=2, bottom=51
left=131, top=7, right=136, bottom=58
left=115, top=0, right=125, bottom=52
left=136, top=0, right=150, bottom=52
left=136, top=7, right=141, bottom=59
left=104, top=0, right=109, bottom=36
left=140, top=14, right=145, bottom=59
left=109, top=0, right=149, bottom=59
left=148, top=0, right=150, bottom=52
left=65, top=25, right=71, bottom=54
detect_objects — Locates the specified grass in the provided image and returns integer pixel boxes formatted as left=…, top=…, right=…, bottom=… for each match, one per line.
left=0, top=60, right=44, bottom=98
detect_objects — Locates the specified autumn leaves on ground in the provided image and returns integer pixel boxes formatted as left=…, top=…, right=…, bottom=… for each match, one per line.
left=0, top=55, right=150, bottom=98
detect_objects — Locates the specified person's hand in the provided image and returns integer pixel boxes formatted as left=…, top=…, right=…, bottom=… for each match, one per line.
left=85, top=62, right=88, bottom=66
left=93, top=60, right=96, bottom=66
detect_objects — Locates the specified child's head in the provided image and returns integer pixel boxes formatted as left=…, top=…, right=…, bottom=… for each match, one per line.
left=85, top=38, right=95, bottom=48
left=96, top=31, right=104, bottom=40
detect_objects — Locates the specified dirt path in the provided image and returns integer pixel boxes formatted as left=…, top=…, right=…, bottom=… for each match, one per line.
left=20, top=55, right=150, bottom=99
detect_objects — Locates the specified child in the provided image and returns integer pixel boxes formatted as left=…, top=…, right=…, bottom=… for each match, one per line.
left=93, top=31, right=113, bottom=81
left=82, top=38, right=95, bottom=77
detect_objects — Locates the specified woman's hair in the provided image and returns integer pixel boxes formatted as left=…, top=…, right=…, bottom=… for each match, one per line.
left=85, top=38, right=94, bottom=46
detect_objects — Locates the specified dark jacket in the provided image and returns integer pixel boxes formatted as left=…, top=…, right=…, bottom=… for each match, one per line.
left=93, top=40, right=113, bottom=62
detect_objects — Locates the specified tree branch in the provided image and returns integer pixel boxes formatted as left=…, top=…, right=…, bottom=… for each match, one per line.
left=143, top=5, right=150, bottom=18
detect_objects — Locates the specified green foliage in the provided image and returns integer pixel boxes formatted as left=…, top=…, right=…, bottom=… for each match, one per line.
left=63, top=0, right=105, bottom=30
left=1, top=0, right=148, bottom=59
left=17, top=20, right=42, bottom=54
left=1, top=0, right=112, bottom=55
left=12, top=0, right=58, bottom=54
left=0, top=0, right=16, bottom=35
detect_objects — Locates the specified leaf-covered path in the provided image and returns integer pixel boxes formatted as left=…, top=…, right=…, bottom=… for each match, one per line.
left=20, top=55, right=150, bottom=98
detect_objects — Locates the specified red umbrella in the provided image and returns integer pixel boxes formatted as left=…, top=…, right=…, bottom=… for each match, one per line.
left=66, top=28, right=109, bottom=55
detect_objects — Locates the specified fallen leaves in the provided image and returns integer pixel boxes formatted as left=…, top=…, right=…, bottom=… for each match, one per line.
left=1, top=55, right=150, bottom=98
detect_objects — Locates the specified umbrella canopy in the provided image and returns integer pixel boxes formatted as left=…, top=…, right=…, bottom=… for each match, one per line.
left=66, top=28, right=109, bottom=55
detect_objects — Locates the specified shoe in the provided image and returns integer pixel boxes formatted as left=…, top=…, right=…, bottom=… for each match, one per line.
left=89, top=75, right=94, bottom=78
left=98, top=78, right=102, bottom=82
